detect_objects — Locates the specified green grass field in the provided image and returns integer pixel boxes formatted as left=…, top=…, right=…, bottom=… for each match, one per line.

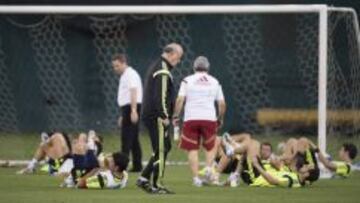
left=1, top=133, right=360, bottom=203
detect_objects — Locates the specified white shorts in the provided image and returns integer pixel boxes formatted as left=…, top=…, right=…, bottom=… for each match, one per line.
left=57, top=158, right=74, bottom=174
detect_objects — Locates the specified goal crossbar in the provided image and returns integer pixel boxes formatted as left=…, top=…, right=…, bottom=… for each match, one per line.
left=0, top=5, right=329, bottom=14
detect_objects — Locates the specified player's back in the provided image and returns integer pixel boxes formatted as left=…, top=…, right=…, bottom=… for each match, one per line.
left=182, top=72, right=223, bottom=121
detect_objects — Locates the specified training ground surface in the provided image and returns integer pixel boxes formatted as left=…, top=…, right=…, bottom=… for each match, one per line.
left=0, top=167, right=360, bottom=203
left=1, top=133, right=360, bottom=203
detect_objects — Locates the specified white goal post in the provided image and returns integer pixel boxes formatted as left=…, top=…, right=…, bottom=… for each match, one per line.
left=0, top=4, right=359, bottom=153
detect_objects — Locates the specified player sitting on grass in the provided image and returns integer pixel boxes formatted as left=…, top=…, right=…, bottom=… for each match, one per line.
left=221, top=133, right=310, bottom=188
left=311, top=142, right=357, bottom=178
left=17, top=130, right=102, bottom=176
left=17, top=131, right=74, bottom=175
left=218, top=133, right=262, bottom=185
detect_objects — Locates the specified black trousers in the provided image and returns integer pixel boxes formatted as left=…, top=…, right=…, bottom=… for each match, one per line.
left=121, top=104, right=142, bottom=170
left=141, top=117, right=171, bottom=188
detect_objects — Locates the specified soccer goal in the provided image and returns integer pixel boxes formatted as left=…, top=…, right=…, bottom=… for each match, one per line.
left=0, top=5, right=359, bottom=153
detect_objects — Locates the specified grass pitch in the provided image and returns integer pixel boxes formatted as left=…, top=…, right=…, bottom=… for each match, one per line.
left=0, top=133, right=360, bottom=203
left=0, top=166, right=360, bottom=203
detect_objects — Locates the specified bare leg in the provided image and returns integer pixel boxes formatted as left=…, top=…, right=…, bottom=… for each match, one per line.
left=216, top=150, right=231, bottom=173
left=188, top=150, right=199, bottom=178
left=205, top=141, right=217, bottom=168
left=230, top=133, right=251, bottom=143
left=297, top=137, right=311, bottom=153
left=224, top=133, right=251, bottom=155
left=19, top=132, right=72, bottom=174
left=280, top=138, right=298, bottom=164
left=72, top=133, right=88, bottom=155
left=44, top=133, right=70, bottom=160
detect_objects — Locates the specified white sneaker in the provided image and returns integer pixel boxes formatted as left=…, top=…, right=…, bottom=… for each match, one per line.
left=88, top=130, right=96, bottom=140
left=204, top=167, right=214, bottom=183
left=40, top=132, right=49, bottom=144
left=224, top=143, right=235, bottom=157
left=228, top=172, right=239, bottom=187
left=16, top=167, right=35, bottom=175
left=60, top=175, right=75, bottom=188
left=193, top=177, right=203, bottom=187
left=222, top=133, right=235, bottom=157
left=211, top=172, right=221, bottom=186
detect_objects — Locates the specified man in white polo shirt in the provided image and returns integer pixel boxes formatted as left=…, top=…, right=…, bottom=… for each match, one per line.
left=112, top=54, right=143, bottom=172
left=172, top=56, right=226, bottom=186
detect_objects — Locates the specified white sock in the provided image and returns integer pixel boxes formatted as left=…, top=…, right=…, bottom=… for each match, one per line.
left=225, top=143, right=235, bottom=156
left=193, top=176, right=202, bottom=186
left=229, top=172, right=239, bottom=180
left=86, top=138, right=96, bottom=151
left=27, top=158, right=38, bottom=170
left=204, top=166, right=212, bottom=174
left=40, top=132, right=49, bottom=144
left=193, top=176, right=201, bottom=181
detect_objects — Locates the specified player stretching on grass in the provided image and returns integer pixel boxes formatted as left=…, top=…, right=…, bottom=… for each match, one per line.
left=56, top=132, right=129, bottom=189
left=199, top=137, right=274, bottom=187
left=310, top=142, right=357, bottom=178
left=278, top=137, right=321, bottom=184
left=221, top=133, right=310, bottom=188
left=17, top=131, right=75, bottom=175
left=76, top=152, right=129, bottom=189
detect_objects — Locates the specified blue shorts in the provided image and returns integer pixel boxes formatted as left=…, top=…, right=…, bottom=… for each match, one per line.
left=73, top=150, right=99, bottom=171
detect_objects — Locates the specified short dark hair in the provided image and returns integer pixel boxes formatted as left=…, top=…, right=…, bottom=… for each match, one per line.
left=261, top=142, right=273, bottom=151
left=112, top=53, right=127, bottom=63
left=163, top=45, right=176, bottom=54
left=294, top=152, right=306, bottom=170
left=112, top=152, right=129, bottom=172
left=343, top=143, right=358, bottom=160
left=306, top=168, right=320, bottom=183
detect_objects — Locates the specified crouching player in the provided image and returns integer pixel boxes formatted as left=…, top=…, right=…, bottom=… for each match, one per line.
left=77, top=152, right=129, bottom=189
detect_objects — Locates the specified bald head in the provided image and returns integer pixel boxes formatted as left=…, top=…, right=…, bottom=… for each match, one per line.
left=162, top=43, right=183, bottom=67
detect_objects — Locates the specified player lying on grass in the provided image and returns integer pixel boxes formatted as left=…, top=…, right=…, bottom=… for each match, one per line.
left=61, top=132, right=129, bottom=189
left=17, top=130, right=129, bottom=189
left=199, top=136, right=275, bottom=187
left=278, top=137, right=320, bottom=184
left=76, top=152, right=129, bottom=189
left=221, top=133, right=310, bottom=188
left=197, top=136, right=240, bottom=186
left=310, top=142, right=357, bottom=178
left=17, top=130, right=102, bottom=175
left=60, top=131, right=103, bottom=187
